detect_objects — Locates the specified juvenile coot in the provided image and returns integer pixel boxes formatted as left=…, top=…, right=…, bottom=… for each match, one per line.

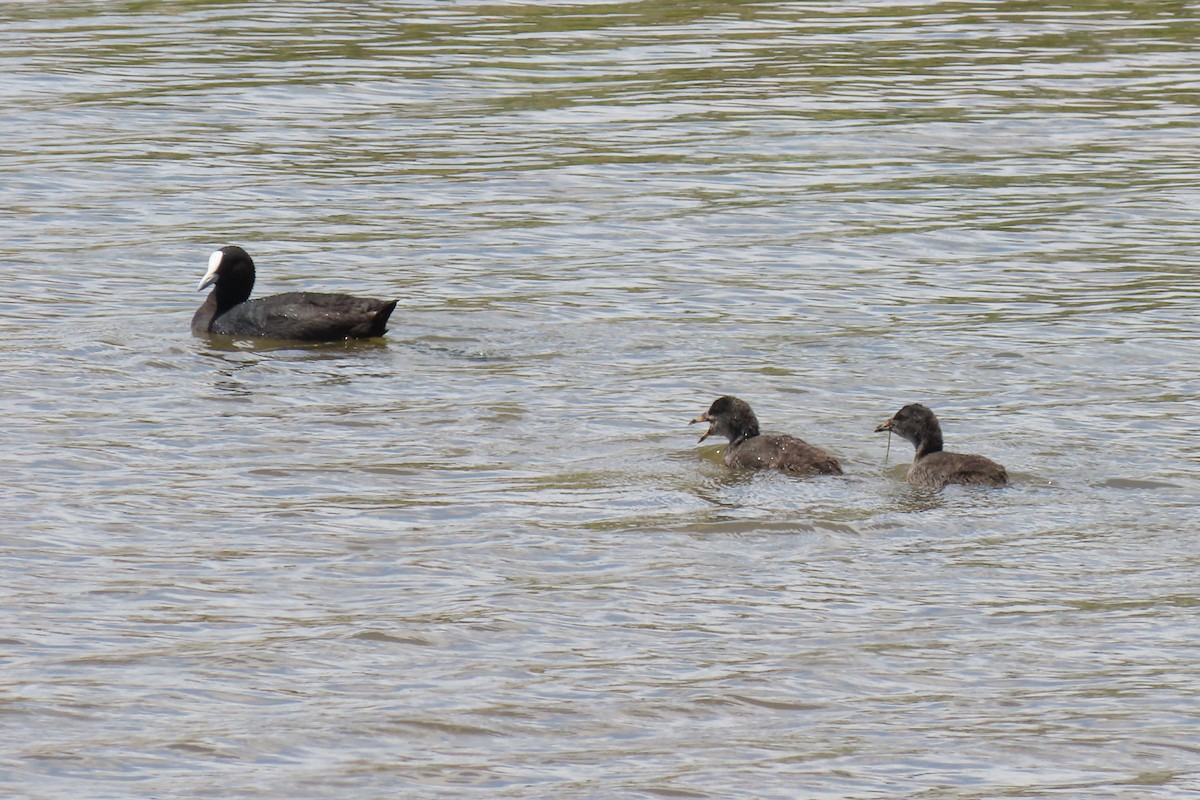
left=691, top=395, right=843, bottom=476
left=875, top=403, right=1008, bottom=488
left=191, top=246, right=398, bottom=341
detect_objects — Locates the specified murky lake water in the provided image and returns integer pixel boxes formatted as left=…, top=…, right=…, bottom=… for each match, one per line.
left=3, top=1, right=1199, bottom=797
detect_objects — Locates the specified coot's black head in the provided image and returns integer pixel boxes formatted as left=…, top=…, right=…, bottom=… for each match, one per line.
left=875, top=403, right=944, bottom=455
left=691, top=395, right=760, bottom=445
left=197, top=245, right=256, bottom=308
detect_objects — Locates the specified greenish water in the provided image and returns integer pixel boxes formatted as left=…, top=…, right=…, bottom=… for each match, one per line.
left=2, top=2, right=1198, bottom=798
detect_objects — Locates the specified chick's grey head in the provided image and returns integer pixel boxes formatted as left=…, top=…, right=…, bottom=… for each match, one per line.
left=875, top=403, right=943, bottom=452
left=691, top=395, right=760, bottom=445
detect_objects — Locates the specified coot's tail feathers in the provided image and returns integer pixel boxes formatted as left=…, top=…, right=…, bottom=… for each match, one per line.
left=370, top=299, right=399, bottom=337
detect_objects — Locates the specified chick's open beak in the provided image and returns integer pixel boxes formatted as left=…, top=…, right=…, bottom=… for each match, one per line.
left=690, top=413, right=712, bottom=443
left=874, top=419, right=894, bottom=433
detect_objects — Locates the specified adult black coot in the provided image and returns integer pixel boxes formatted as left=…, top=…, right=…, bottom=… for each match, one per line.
left=691, top=395, right=843, bottom=476
left=875, top=403, right=1008, bottom=488
left=191, top=246, right=398, bottom=341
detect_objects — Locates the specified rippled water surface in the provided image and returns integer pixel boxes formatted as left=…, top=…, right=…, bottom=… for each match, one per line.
left=3, top=1, right=1199, bottom=797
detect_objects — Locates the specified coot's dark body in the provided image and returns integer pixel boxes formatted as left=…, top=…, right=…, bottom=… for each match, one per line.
left=875, top=403, right=1008, bottom=488
left=192, top=246, right=397, bottom=341
left=192, top=291, right=396, bottom=340
left=692, top=396, right=842, bottom=476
